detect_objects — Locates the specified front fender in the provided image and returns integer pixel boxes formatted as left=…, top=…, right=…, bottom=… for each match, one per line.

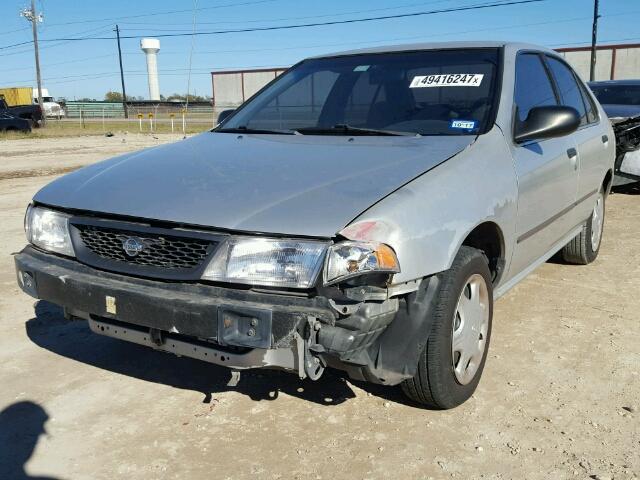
left=342, top=126, right=518, bottom=287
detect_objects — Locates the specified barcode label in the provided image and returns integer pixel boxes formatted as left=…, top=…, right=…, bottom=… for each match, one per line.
left=410, top=74, right=484, bottom=88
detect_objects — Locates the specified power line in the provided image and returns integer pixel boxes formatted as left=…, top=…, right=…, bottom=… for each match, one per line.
left=1, top=0, right=546, bottom=48
left=135, top=14, right=603, bottom=56
left=0, top=26, right=31, bottom=37
left=18, top=30, right=640, bottom=87
left=41, top=0, right=281, bottom=27
left=5, top=53, right=115, bottom=71
left=6, top=9, right=640, bottom=78
left=15, top=30, right=640, bottom=88
left=0, top=24, right=114, bottom=54
left=117, top=0, right=463, bottom=29
left=553, top=36, right=640, bottom=48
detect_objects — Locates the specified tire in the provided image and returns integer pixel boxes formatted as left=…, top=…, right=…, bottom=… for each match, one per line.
left=401, top=246, right=493, bottom=409
left=561, top=188, right=605, bottom=265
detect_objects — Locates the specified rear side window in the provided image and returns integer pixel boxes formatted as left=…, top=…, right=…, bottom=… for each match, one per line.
left=514, top=53, right=558, bottom=123
left=545, top=56, right=588, bottom=126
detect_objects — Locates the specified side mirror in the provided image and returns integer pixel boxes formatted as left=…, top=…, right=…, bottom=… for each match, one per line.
left=514, top=106, right=580, bottom=144
left=216, top=109, right=235, bottom=125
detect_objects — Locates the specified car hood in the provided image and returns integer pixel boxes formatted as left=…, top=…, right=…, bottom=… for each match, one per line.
left=602, top=104, right=640, bottom=121
left=34, top=132, right=474, bottom=237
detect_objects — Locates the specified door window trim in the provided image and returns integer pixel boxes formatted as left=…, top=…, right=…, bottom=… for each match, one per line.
left=543, top=54, right=600, bottom=128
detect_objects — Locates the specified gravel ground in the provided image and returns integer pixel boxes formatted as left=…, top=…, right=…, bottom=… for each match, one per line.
left=0, top=134, right=638, bottom=480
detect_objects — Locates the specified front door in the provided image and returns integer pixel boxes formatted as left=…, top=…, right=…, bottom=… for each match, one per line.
left=508, top=52, right=579, bottom=278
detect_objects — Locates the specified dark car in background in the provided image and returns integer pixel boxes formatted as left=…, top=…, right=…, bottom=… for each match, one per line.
left=0, top=112, right=32, bottom=133
left=0, top=97, right=43, bottom=128
left=589, top=80, right=640, bottom=186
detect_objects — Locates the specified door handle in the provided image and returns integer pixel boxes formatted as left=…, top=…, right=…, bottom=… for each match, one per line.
left=602, top=135, right=609, bottom=144
left=567, top=148, right=578, bottom=170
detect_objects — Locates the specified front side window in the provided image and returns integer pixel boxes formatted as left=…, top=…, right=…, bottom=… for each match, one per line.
left=514, top=53, right=558, bottom=123
left=219, top=48, right=501, bottom=136
left=545, top=56, right=588, bottom=126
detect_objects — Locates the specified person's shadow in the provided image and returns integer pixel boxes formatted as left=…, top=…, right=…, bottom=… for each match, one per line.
left=0, top=401, right=63, bottom=480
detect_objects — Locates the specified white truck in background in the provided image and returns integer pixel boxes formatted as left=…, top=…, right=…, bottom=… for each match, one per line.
left=33, top=88, right=65, bottom=118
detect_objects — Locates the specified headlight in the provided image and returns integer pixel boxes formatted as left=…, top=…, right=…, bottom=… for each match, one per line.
left=25, top=206, right=75, bottom=257
left=324, top=241, right=400, bottom=285
left=202, top=237, right=327, bottom=288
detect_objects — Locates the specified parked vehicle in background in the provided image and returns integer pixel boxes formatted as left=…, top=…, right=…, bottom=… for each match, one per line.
left=0, top=97, right=43, bottom=128
left=15, top=42, right=614, bottom=409
left=0, top=112, right=31, bottom=133
left=589, top=80, right=640, bottom=186
left=0, top=86, right=33, bottom=107
left=0, top=85, right=64, bottom=122
left=32, top=88, right=65, bottom=119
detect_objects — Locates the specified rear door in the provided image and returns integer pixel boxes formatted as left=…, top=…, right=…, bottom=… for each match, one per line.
left=508, top=52, right=580, bottom=278
left=544, top=55, right=608, bottom=223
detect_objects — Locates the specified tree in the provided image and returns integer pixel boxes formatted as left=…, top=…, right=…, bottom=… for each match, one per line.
left=166, top=93, right=211, bottom=102
left=104, top=91, right=123, bottom=102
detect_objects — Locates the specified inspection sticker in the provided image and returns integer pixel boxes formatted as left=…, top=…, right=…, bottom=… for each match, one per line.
left=450, top=120, right=478, bottom=130
left=410, top=73, right=484, bottom=88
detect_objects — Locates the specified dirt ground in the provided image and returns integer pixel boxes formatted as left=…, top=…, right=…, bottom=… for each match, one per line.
left=0, top=134, right=638, bottom=480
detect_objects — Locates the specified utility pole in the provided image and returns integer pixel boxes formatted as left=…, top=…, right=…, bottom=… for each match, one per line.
left=589, top=0, right=600, bottom=82
left=115, top=25, right=129, bottom=119
left=21, top=0, right=45, bottom=126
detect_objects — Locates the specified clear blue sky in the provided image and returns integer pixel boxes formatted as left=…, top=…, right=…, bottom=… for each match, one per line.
left=1, top=0, right=638, bottom=101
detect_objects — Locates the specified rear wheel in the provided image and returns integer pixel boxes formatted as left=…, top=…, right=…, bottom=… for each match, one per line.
left=562, top=189, right=605, bottom=265
left=401, top=246, right=493, bottom=409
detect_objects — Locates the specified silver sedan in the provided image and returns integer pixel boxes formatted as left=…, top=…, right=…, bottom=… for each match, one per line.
left=16, top=42, right=615, bottom=409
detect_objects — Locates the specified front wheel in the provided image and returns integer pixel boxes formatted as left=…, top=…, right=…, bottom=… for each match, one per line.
left=401, top=246, right=493, bottom=409
left=562, top=189, right=605, bottom=265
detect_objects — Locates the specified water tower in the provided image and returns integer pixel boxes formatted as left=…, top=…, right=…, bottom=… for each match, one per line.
left=140, top=38, right=161, bottom=101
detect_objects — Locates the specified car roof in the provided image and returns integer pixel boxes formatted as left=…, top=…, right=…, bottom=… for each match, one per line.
left=588, top=79, right=640, bottom=86
left=310, top=41, right=555, bottom=59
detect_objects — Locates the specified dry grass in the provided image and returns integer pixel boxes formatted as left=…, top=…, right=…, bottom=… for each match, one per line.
left=0, top=118, right=213, bottom=140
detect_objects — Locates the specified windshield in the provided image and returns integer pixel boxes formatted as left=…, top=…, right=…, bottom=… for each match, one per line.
left=219, top=48, right=500, bottom=136
left=590, top=84, right=640, bottom=106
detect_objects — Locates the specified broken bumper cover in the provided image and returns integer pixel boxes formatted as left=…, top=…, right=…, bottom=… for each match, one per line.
left=15, top=246, right=336, bottom=375
left=14, top=246, right=410, bottom=383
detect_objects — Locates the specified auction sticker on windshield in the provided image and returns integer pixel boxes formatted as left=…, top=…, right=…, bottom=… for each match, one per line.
left=410, top=74, right=484, bottom=88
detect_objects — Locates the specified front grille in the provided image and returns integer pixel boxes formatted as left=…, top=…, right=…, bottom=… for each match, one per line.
left=76, top=224, right=212, bottom=270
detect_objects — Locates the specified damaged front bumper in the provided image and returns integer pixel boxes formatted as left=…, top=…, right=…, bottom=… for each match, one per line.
left=15, top=246, right=409, bottom=384
left=612, top=115, right=640, bottom=185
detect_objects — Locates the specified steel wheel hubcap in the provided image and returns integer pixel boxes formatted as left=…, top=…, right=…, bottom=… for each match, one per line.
left=591, top=192, right=604, bottom=252
left=452, top=273, right=489, bottom=385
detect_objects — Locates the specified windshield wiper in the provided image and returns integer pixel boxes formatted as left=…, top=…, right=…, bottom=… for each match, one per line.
left=216, top=125, right=296, bottom=135
left=295, top=124, right=417, bottom=137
